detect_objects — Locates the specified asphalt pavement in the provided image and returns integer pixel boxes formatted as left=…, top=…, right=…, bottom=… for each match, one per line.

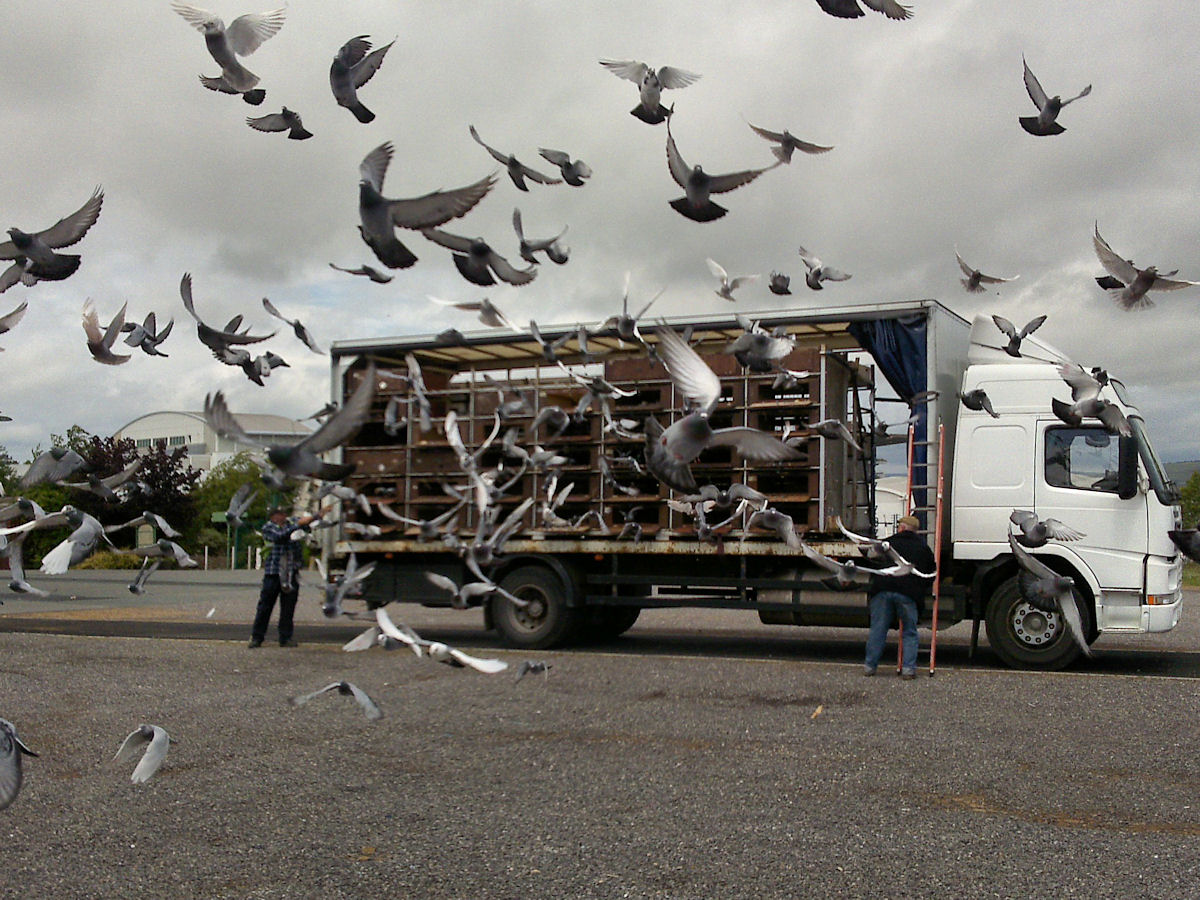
left=1, top=571, right=1198, bottom=898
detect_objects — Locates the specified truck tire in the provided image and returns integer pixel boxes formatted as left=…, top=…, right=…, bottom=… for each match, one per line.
left=582, top=606, right=642, bottom=642
left=984, top=575, right=1091, bottom=671
left=492, top=565, right=581, bottom=649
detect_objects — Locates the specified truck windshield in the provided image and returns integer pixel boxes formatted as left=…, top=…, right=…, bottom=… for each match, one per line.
left=1128, top=416, right=1179, bottom=505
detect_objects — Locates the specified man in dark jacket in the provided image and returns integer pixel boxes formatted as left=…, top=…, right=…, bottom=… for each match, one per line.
left=863, top=515, right=937, bottom=678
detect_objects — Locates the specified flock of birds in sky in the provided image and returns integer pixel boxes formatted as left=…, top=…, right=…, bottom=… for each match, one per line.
left=2, top=1, right=1200, bottom=810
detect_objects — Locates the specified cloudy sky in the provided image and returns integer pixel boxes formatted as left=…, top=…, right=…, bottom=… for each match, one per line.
left=2, top=1, right=1197, bottom=466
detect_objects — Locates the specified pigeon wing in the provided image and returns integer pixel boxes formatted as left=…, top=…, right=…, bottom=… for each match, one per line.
left=665, top=129, right=691, bottom=189
left=224, top=8, right=286, bottom=56
left=656, top=66, right=701, bottom=90
left=359, top=142, right=392, bottom=191
left=352, top=40, right=393, bottom=89
left=705, top=166, right=771, bottom=196
left=203, top=392, right=260, bottom=447
left=598, top=59, right=649, bottom=84
left=708, top=427, right=802, bottom=461
left=652, top=324, right=721, bottom=412
left=1022, top=58, right=1049, bottom=110
left=345, top=682, right=383, bottom=720
left=298, top=364, right=376, bottom=455
left=448, top=647, right=508, bottom=674
left=36, top=187, right=104, bottom=249
left=1092, top=225, right=1138, bottom=284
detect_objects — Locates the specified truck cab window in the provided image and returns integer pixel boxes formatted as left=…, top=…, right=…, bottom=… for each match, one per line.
left=1044, top=426, right=1120, bottom=492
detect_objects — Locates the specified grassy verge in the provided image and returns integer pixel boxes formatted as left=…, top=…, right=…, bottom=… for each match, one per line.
left=1184, top=561, right=1200, bottom=589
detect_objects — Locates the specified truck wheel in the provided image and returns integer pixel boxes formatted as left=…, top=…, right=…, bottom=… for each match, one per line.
left=984, top=576, right=1090, bottom=671
left=492, top=565, right=580, bottom=649
left=583, top=607, right=642, bottom=642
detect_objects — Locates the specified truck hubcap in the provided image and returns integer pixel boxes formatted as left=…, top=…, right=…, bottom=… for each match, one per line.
left=1011, top=601, right=1059, bottom=647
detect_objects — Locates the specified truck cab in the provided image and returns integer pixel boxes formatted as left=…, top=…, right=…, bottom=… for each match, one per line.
left=950, top=316, right=1182, bottom=668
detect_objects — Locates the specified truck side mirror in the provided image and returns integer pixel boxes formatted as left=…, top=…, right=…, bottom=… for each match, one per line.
left=1117, top=435, right=1138, bottom=500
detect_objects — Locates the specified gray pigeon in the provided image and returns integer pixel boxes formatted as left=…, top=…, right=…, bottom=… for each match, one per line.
left=198, top=72, right=265, bottom=104
left=321, top=552, right=377, bottom=618
left=1008, top=535, right=1091, bottom=656
left=357, top=142, right=497, bottom=270
left=61, top=458, right=143, bottom=503
left=105, top=511, right=182, bottom=539
left=514, top=660, right=551, bottom=683
left=262, top=297, right=322, bottom=353
left=291, top=681, right=382, bottom=720
left=746, top=122, right=834, bottom=163
left=595, top=272, right=661, bottom=343
left=1092, top=223, right=1197, bottom=311
left=246, top=107, right=312, bottom=139
left=0, top=301, right=28, bottom=349
left=0, top=719, right=37, bottom=811
left=512, top=209, right=568, bottom=265
left=768, top=272, right=792, bottom=295
left=0, top=188, right=104, bottom=292
left=957, top=248, right=1018, bottom=293
left=179, top=273, right=276, bottom=356
left=958, top=389, right=999, bottom=418
left=6, top=536, right=48, bottom=597
left=599, top=59, right=701, bottom=124
left=992, top=314, right=1045, bottom=358
left=646, top=324, right=801, bottom=491
left=665, top=120, right=773, bottom=221
left=1020, top=57, right=1090, bottom=137
left=20, top=448, right=87, bottom=488
left=82, top=300, right=131, bottom=366
left=421, top=228, right=537, bottom=287
left=1010, top=509, right=1085, bottom=548
left=40, top=508, right=114, bottom=574
left=225, top=483, right=259, bottom=529
left=798, top=245, right=851, bottom=290
left=204, top=364, right=376, bottom=480
left=747, top=508, right=802, bottom=550
left=330, top=35, right=394, bottom=123
left=469, top=126, right=562, bottom=191
left=112, top=724, right=174, bottom=783
left=538, top=148, right=592, bottom=186
left=1050, top=396, right=1130, bottom=436
left=172, top=3, right=286, bottom=93
left=121, top=311, right=173, bottom=356
left=815, top=0, right=912, bottom=19
left=1168, top=524, right=1200, bottom=564
left=430, top=296, right=520, bottom=329
left=329, top=262, right=392, bottom=283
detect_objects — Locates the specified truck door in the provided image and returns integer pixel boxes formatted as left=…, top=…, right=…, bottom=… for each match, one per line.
left=1035, top=420, right=1147, bottom=628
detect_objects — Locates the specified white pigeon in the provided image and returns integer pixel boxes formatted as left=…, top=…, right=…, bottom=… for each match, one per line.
left=112, top=724, right=173, bottom=784
left=706, top=258, right=758, bottom=302
left=598, top=59, right=700, bottom=125
left=171, top=3, right=286, bottom=93
left=375, top=608, right=508, bottom=674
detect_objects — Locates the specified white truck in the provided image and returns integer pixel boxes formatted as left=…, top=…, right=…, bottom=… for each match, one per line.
left=327, top=298, right=1183, bottom=670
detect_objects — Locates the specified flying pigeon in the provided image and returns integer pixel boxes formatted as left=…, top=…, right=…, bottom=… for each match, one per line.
left=424, top=571, right=526, bottom=610
left=262, top=297, right=322, bottom=353
left=0, top=187, right=104, bottom=292
left=171, top=3, right=286, bottom=93
left=1008, top=535, right=1091, bottom=656
left=1009, top=509, right=1086, bottom=548
left=246, top=107, right=312, bottom=139
left=0, top=301, right=28, bottom=349
left=814, top=0, right=912, bottom=20
left=179, top=273, right=276, bottom=357
left=0, top=719, right=37, bottom=810
left=291, top=681, right=382, bottom=720
left=992, top=314, right=1046, bottom=358
left=797, top=245, right=851, bottom=290
left=957, top=389, right=999, bottom=418
left=198, top=72, right=265, bottom=104
left=646, top=324, right=800, bottom=491
left=121, top=311, right=173, bottom=356
left=421, top=228, right=536, bottom=287
left=328, top=262, right=392, bottom=283
left=40, top=507, right=114, bottom=574
left=321, top=552, right=377, bottom=618
left=514, top=660, right=551, bottom=684
left=20, top=448, right=87, bottom=488
left=329, top=35, right=393, bottom=123
left=82, top=300, right=131, bottom=366
left=429, top=296, right=520, bottom=330
left=204, top=364, right=376, bottom=480
left=469, top=126, right=561, bottom=191
left=375, top=607, right=508, bottom=673
left=357, top=142, right=497, bottom=270
left=707, top=258, right=758, bottom=301
left=746, top=122, right=834, bottom=163
left=112, top=724, right=174, bottom=783
left=1050, top=396, right=1130, bottom=437
left=1092, top=223, right=1197, bottom=311
left=595, top=272, right=661, bottom=343
left=599, top=59, right=701, bottom=124
left=768, top=272, right=792, bottom=295
left=538, top=148, right=592, bottom=186
left=1020, top=57, right=1091, bottom=136
left=105, top=511, right=182, bottom=539
left=512, top=209, right=568, bottom=265
left=665, top=120, right=772, bottom=221
left=956, top=248, right=1018, bottom=293
left=225, top=483, right=259, bottom=529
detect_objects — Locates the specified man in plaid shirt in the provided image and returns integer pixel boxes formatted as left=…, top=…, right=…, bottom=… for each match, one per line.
left=249, top=506, right=316, bottom=648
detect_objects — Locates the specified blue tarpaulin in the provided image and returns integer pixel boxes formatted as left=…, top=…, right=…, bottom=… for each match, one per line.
left=847, top=314, right=929, bottom=523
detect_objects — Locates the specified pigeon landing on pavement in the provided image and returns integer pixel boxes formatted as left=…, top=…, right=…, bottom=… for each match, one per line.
left=1020, top=57, right=1090, bottom=136
left=357, top=142, right=497, bottom=270
left=171, top=3, right=286, bottom=93
left=665, top=121, right=773, bottom=222
left=291, top=681, right=382, bottom=720
left=598, top=59, right=700, bottom=124
left=0, top=187, right=104, bottom=293
left=0, top=719, right=37, bottom=811
left=330, top=35, right=393, bottom=123
left=112, top=724, right=174, bottom=783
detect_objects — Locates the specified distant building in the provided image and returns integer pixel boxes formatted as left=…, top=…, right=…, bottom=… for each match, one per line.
left=112, top=411, right=311, bottom=476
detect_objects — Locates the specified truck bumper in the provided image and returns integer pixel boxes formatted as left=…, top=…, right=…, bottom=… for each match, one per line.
left=1143, top=592, right=1183, bottom=632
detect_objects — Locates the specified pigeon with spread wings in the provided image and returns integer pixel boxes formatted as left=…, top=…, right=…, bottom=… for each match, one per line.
left=330, top=35, right=393, bottom=124
left=665, top=121, right=773, bottom=222
left=204, top=365, right=376, bottom=480
left=599, top=59, right=700, bottom=125
left=1092, top=223, right=1197, bottom=311
left=0, top=187, right=104, bottom=293
left=171, top=3, right=286, bottom=93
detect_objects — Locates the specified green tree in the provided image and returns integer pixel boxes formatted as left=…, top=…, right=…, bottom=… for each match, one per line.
left=190, top=452, right=295, bottom=568
left=0, top=444, right=18, bottom=494
left=1181, top=471, right=1200, bottom=528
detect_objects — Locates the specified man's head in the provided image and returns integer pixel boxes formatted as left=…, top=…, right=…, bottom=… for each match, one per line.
left=268, top=507, right=288, bottom=522
left=897, top=515, right=920, bottom=533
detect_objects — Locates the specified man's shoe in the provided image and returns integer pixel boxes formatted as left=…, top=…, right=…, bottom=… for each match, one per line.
left=863, top=666, right=877, bottom=677
left=280, top=639, right=299, bottom=648
left=900, top=669, right=917, bottom=679
left=248, top=640, right=262, bottom=649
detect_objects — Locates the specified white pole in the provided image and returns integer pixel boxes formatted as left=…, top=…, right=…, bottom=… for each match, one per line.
left=204, top=546, right=209, bottom=570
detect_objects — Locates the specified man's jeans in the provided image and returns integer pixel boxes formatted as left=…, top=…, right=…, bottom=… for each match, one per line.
left=252, top=572, right=299, bottom=644
left=865, top=590, right=919, bottom=673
